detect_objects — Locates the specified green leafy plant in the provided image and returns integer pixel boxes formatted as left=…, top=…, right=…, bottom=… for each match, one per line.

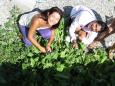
left=0, top=6, right=114, bottom=86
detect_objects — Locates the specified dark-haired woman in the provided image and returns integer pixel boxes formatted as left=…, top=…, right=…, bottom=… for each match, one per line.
left=18, top=7, right=63, bottom=53
left=68, top=5, right=108, bottom=48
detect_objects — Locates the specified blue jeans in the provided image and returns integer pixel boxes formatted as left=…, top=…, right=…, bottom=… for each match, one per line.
left=18, top=25, right=51, bottom=47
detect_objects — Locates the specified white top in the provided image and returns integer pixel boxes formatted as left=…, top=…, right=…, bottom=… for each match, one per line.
left=19, top=11, right=39, bottom=27
left=19, top=11, right=51, bottom=31
left=69, top=5, right=98, bottom=45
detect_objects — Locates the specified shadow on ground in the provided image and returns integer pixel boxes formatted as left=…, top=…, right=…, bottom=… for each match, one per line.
left=0, top=60, right=115, bottom=86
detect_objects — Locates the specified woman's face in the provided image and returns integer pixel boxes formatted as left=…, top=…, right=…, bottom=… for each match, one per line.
left=90, top=22, right=102, bottom=32
left=48, top=12, right=61, bottom=26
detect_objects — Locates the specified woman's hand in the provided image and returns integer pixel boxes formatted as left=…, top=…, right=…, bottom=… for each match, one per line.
left=46, top=45, right=52, bottom=52
left=72, top=40, right=78, bottom=48
left=88, top=41, right=99, bottom=49
left=108, top=27, right=113, bottom=33
left=40, top=47, right=46, bottom=53
left=72, top=43, right=78, bottom=48
left=78, top=30, right=87, bottom=40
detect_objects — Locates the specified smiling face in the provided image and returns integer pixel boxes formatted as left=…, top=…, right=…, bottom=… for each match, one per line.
left=48, top=12, right=61, bottom=26
left=90, top=22, right=102, bottom=32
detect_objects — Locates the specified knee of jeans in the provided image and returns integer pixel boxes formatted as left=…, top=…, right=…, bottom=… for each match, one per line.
left=22, top=38, right=32, bottom=47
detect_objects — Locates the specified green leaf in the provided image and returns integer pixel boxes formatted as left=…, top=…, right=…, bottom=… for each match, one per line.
left=22, top=63, right=29, bottom=70
left=60, top=51, right=66, bottom=58
left=56, top=64, right=65, bottom=72
left=28, top=53, right=33, bottom=57
left=30, top=58, right=35, bottom=67
left=43, top=63, right=53, bottom=69
left=79, top=42, right=86, bottom=50
left=33, top=47, right=39, bottom=54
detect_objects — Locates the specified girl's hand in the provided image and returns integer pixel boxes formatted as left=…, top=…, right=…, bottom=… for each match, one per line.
left=72, top=43, right=78, bottom=48
left=46, top=45, right=52, bottom=52
left=72, top=40, right=78, bottom=49
left=108, top=27, right=113, bottom=33
left=88, top=41, right=99, bottom=49
left=78, top=30, right=87, bottom=39
left=40, top=47, right=46, bottom=53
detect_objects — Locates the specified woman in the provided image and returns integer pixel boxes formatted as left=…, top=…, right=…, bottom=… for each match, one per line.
left=68, top=5, right=108, bottom=48
left=93, top=18, right=115, bottom=59
left=18, top=7, right=63, bottom=53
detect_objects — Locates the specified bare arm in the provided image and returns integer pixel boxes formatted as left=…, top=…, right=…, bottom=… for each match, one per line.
left=47, top=29, right=55, bottom=46
left=77, top=30, right=87, bottom=41
left=69, top=19, right=81, bottom=42
left=46, top=29, right=55, bottom=52
left=28, top=16, right=46, bottom=53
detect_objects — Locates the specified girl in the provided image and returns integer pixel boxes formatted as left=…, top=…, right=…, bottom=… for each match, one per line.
left=68, top=5, right=108, bottom=48
left=94, top=18, right=115, bottom=59
left=18, top=7, right=63, bottom=53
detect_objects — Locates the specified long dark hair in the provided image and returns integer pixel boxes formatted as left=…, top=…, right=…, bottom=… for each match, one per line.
left=96, top=20, right=108, bottom=33
left=40, top=7, right=63, bottom=29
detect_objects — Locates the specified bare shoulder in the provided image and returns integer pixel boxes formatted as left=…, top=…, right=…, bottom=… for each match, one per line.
left=31, top=14, right=46, bottom=26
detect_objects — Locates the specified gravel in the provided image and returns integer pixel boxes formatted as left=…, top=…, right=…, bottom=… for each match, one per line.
left=0, top=0, right=12, bottom=25
left=0, top=0, right=115, bottom=48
